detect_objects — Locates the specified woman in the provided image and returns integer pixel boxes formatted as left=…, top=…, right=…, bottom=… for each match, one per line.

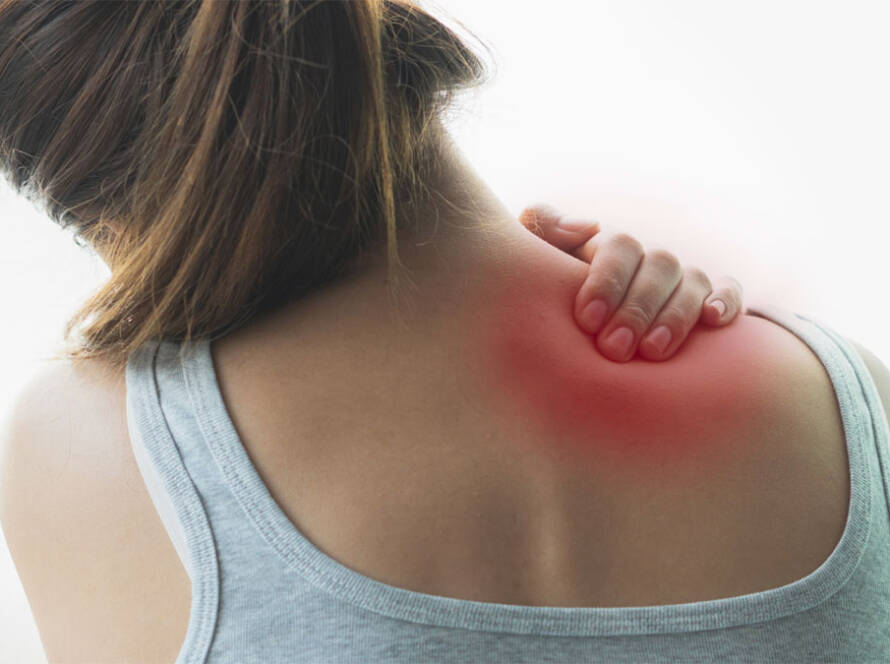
left=1, top=1, right=888, bottom=663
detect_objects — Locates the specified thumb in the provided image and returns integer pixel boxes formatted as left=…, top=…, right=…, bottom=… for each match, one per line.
left=520, top=203, right=601, bottom=256
left=519, top=204, right=563, bottom=236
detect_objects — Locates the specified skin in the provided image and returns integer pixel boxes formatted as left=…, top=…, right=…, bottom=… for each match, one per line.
left=89, top=128, right=750, bottom=485
left=516, top=205, right=743, bottom=362
left=90, top=126, right=743, bottom=366
left=473, top=258, right=781, bottom=482
left=0, top=122, right=863, bottom=662
left=217, top=127, right=759, bottom=488
left=83, top=124, right=753, bottom=487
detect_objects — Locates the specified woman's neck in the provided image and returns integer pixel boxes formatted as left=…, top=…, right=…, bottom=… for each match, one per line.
left=349, top=127, right=531, bottom=287
left=227, top=127, right=591, bottom=406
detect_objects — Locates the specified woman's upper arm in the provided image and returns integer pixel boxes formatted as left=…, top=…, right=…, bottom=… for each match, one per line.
left=0, top=362, right=188, bottom=664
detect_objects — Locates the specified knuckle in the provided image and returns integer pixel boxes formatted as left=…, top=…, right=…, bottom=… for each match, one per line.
left=596, top=272, right=626, bottom=303
left=591, top=271, right=626, bottom=299
left=617, top=300, right=653, bottom=329
left=683, top=266, right=712, bottom=289
left=608, top=232, right=644, bottom=253
left=646, top=248, right=682, bottom=273
left=726, top=275, right=744, bottom=298
left=715, top=286, right=740, bottom=307
left=653, top=306, right=690, bottom=333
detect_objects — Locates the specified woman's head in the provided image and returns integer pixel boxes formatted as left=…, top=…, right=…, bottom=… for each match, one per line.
left=0, top=0, right=491, bottom=370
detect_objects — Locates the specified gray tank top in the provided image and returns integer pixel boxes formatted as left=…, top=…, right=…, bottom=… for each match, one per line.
left=124, top=304, right=890, bottom=663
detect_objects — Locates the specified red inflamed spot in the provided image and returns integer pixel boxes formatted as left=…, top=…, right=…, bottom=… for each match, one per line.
left=471, top=272, right=792, bottom=484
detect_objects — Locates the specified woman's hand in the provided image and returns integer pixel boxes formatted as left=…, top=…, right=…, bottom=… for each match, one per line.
left=519, top=204, right=744, bottom=362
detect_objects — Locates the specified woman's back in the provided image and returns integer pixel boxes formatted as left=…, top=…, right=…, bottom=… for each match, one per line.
left=1, top=2, right=887, bottom=661
left=209, top=232, right=851, bottom=610
left=12, top=230, right=889, bottom=662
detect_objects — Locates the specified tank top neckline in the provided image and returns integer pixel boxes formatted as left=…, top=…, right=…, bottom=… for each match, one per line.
left=172, top=304, right=873, bottom=637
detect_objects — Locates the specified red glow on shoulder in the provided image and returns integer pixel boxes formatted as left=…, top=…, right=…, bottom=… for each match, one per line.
left=473, top=271, right=788, bottom=481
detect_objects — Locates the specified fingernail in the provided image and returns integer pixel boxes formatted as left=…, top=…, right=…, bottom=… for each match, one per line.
left=581, top=299, right=609, bottom=332
left=604, top=326, right=634, bottom=359
left=710, top=299, right=726, bottom=318
left=645, top=325, right=672, bottom=354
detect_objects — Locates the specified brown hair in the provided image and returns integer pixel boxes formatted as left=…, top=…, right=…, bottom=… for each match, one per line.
left=0, top=0, right=492, bottom=371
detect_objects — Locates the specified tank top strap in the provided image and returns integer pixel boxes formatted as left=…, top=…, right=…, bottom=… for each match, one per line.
left=126, top=338, right=220, bottom=664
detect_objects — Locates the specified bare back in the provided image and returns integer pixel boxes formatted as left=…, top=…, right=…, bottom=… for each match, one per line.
left=206, top=244, right=850, bottom=609
left=5, top=236, right=855, bottom=663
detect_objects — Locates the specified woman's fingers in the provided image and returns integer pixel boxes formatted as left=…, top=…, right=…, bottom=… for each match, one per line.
left=575, top=239, right=684, bottom=362
left=518, top=204, right=601, bottom=259
left=573, top=231, right=646, bottom=335
left=700, top=275, right=744, bottom=326
left=520, top=202, right=746, bottom=363
left=634, top=267, right=716, bottom=361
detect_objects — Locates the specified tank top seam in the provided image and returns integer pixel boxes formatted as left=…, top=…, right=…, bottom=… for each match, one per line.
left=127, top=340, right=220, bottom=664
left=792, top=311, right=890, bottom=523
left=178, top=342, right=379, bottom=603
left=162, top=306, right=876, bottom=638
left=744, top=307, right=873, bottom=591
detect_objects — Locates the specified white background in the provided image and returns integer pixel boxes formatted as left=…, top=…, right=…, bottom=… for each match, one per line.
left=2, top=1, right=888, bottom=661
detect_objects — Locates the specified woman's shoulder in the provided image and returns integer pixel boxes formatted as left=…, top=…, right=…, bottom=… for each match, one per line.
left=309, top=305, right=857, bottom=606
left=475, top=278, right=844, bottom=477
left=0, top=357, right=190, bottom=662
